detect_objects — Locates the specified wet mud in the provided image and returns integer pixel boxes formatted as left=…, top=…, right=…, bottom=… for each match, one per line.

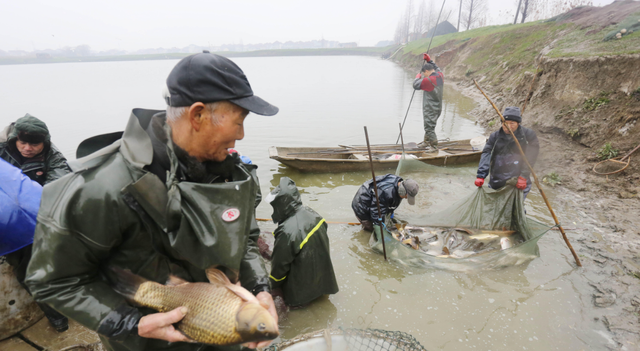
left=450, top=80, right=640, bottom=350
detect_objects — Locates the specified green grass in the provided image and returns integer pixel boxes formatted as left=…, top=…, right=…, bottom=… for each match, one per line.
left=566, top=129, right=580, bottom=138
left=598, top=142, right=619, bottom=160
left=583, top=92, right=611, bottom=111
left=403, top=21, right=545, bottom=55
left=542, top=172, right=562, bottom=187
left=400, top=11, right=640, bottom=70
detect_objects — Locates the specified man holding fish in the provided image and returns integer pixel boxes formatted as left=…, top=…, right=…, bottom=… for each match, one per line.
left=25, top=52, right=279, bottom=350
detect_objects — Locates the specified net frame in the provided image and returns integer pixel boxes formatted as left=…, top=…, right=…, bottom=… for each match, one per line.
left=262, top=328, right=428, bottom=351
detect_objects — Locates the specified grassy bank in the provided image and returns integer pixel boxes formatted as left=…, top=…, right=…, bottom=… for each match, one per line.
left=0, top=47, right=388, bottom=66
left=395, top=6, right=640, bottom=77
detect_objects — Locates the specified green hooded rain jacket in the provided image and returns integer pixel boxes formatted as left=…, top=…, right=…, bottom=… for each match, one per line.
left=25, top=109, right=267, bottom=351
left=268, top=177, right=339, bottom=307
left=0, top=114, right=71, bottom=185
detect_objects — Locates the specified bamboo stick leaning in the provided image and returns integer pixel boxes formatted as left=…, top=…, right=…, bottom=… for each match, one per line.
left=365, top=126, right=388, bottom=261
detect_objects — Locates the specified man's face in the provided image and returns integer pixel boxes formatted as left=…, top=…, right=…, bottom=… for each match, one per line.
left=16, top=139, right=44, bottom=158
left=422, top=69, right=435, bottom=77
left=502, top=120, right=519, bottom=133
left=194, top=102, right=248, bottom=162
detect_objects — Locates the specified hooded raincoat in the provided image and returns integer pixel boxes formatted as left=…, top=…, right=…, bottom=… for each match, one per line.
left=413, top=62, right=444, bottom=145
left=25, top=109, right=267, bottom=351
left=268, top=177, right=339, bottom=307
left=477, top=125, right=539, bottom=195
left=0, top=114, right=71, bottom=186
left=351, top=174, right=403, bottom=222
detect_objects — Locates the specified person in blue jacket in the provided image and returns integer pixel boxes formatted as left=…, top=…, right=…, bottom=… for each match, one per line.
left=474, top=106, right=540, bottom=199
left=352, top=174, right=419, bottom=231
left=0, top=116, right=72, bottom=332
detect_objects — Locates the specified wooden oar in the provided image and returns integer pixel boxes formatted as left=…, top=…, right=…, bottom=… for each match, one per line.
left=473, top=79, right=581, bottom=267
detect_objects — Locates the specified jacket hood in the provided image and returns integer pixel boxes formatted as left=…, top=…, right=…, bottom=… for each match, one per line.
left=9, top=114, right=51, bottom=143
left=268, top=177, right=302, bottom=224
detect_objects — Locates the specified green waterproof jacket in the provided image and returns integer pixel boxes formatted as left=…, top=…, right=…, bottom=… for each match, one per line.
left=25, top=109, right=268, bottom=351
left=0, top=114, right=71, bottom=185
left=268, top=177, right=339, bottom=307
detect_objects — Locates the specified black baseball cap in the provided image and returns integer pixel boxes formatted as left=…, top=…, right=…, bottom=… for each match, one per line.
left=166, top=52, right=278, bottom=116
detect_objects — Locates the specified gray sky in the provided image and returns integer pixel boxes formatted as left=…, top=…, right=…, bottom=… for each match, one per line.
left=0, top=0, right=615, bottom=52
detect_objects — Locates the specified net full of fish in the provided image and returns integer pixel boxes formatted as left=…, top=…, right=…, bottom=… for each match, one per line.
left=111, top=267, right=279, bottom=346
left=390, top=223, right=523, bottom=258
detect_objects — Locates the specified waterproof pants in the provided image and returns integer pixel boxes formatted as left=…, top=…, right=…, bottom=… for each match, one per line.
left=423, top=107, right=442, bottom=145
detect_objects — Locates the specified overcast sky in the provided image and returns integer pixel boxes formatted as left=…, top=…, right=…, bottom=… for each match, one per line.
left=0, top=0, right=615, bottom=52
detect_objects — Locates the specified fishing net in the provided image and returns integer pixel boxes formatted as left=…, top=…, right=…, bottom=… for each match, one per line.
left=262, top=327, right=428, bottom=351
left=603, top=13, right=640, bottom=41
left=367, top=155, right=553, bottom=271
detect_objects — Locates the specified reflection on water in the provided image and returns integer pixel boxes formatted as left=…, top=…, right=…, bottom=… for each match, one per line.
left=0, top=57, right=611, bottom=350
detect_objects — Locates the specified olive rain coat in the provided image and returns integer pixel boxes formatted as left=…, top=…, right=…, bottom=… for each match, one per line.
left=25, top=109, right=267, bottom=351
left=351, top=174, right=403, bottom=222
left=477, top=125, right=539, bottom=193
left=268, top=177, right=339, bottom=307
left=0, top=114, right=71, bottom=186
left=413, top=62, right=444, bottom=144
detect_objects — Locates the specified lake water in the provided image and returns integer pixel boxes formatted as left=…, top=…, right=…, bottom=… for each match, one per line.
left=0, top=56, right=612, bottom=350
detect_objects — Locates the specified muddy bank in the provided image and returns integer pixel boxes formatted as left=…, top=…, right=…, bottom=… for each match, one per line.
left=391, top=4, right=640, bottom=346
left=430, top=58, right=640, bottom=351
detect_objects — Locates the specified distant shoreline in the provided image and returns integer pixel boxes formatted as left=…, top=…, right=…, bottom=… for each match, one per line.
left=0, top=47, right=390, bottom=66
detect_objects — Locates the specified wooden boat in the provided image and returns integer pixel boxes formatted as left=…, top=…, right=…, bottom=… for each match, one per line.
left=269, top=139, right=483, bottom=173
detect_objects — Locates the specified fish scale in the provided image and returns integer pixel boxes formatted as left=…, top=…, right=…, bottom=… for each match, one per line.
left=134, top=280, right=244, bottom=345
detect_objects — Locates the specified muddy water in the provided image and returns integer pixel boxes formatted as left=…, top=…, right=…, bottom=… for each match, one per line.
left=0, top=56, right=612, bottom=350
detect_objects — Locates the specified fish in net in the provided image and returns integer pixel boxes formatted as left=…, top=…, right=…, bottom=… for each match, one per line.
left=262, top=328, right=428, bottom=351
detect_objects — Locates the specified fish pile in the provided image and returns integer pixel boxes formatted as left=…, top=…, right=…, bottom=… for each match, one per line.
left=390, top=223, right=522, bottom=259
left=111, top=267, right=278, bottom=346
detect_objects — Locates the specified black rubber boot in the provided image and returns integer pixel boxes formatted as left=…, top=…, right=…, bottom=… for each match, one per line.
left=39, top=303, right=69, bottom=332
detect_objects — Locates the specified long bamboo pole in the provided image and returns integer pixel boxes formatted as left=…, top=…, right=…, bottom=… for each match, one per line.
left=365, top=126, right=388, bottom=260
left=473, top=79, right=582, bottom=267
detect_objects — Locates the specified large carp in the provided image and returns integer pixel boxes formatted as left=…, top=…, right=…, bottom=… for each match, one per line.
left=112, top=267, right=278, bottom=346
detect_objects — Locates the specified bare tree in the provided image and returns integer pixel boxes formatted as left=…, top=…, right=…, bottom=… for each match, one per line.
left=461, top=0, right=487, bottom=31
left=458, top=0, right=463, bottom=30
left=514, top=0, right=523, bottom=23
left=520, top=0, right=531, bottom=23
left=394, top=14, right=407, bottom=44
left=404, top=0, right=414, bottom=42
left=415, top=1, right=427, bottom=36
left=516, top=0, right=592, bottom=23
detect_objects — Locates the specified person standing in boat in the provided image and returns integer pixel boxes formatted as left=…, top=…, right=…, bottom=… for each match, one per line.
left=0, top=114, right=72, bottom=332
left=474, top=106, right=540, bottom=199
left=413, top=54, right=444, bottom=149
left=352, top=174, right=419, bottom=231
left=25, top=52, right=279, bottom=351
left=266, top=177, right=339, bottom=309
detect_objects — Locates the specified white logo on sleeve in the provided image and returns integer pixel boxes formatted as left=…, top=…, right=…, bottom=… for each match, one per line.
left=222, top=208, right=240, bottom=222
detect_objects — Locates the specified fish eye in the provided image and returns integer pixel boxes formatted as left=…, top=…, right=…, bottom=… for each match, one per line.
left=258, top=323, right=266, bottom=331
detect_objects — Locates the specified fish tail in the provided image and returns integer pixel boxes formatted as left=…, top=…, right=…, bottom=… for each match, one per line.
left=110, top=267, right=148, bottom=300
